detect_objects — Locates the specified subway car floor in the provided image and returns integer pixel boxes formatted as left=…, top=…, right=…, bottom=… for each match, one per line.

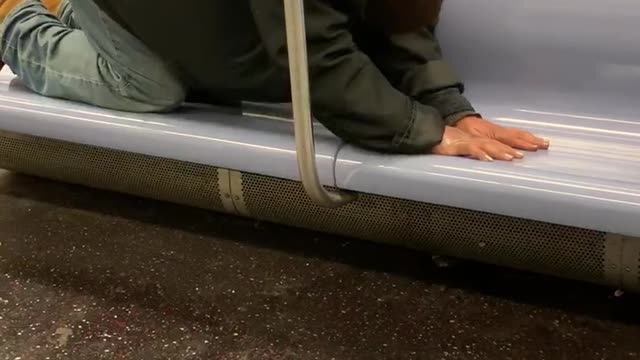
left=1, top=170, right=639, bottom=360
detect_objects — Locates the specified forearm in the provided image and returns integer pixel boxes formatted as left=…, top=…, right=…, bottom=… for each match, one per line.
left=250, top=0, right=447, bottom=154
left=314, top=95, right=446, bottom=154
left=308, top=50, right=446, bottom=153
left=363, top=28, right=478, bottom=123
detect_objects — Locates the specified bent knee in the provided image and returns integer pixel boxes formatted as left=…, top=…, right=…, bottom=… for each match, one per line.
left=130, top=78, right=187, bottom=113
left=144, top=85, right=186, bottom=112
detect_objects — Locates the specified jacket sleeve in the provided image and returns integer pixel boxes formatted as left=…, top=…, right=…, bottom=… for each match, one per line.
left=361, top=28, right=478, bottom=125
left=248, top=0, right=446, bottom=154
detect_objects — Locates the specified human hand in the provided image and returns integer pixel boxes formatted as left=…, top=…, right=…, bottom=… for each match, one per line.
left=455, top=116, right=549, bottom=151
left=432, top=126, right=524, bottom=161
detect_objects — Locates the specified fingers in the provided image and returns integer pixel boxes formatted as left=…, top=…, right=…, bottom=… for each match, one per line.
left=534, top=136, right=550, bottom=150
left=470, top=141, right=521, bottom=161
left=518, top=131, right=549, bottom=150
left=467, top=145, right=493, bottom=162
left=496, top=129, right=550, bottom=151
left=509, top=138, right=540, bottom=152
left=432, top=128, right=525, bottom=162
left=502, top=145, right=525, bottom=160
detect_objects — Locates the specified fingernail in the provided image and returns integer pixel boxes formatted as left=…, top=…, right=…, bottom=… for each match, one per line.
left=504, top=154, right=513, bottom=160
left=484, top=155, right=494, bottom=162
left=515, top=151, right=525, bottom=158
left=544, top=139, right=550, bottom=146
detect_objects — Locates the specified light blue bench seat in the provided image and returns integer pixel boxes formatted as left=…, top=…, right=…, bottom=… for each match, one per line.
left=0, top=76, right=339, bottom=186
left=2, top=69, right=638, bottom=238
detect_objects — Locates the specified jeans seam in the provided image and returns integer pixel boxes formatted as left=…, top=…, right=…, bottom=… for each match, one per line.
left=93, top=5, right=182, bottom=95
left=94, top=8, right=180, bottom=102
left=94, top=8, right=133, bottom=97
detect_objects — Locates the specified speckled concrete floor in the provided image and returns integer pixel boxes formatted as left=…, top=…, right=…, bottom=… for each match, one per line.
left=0, top=170, right=639, bottom=360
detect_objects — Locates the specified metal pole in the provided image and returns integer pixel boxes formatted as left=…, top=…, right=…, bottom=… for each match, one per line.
left=283, top=0, right=356, bottom=208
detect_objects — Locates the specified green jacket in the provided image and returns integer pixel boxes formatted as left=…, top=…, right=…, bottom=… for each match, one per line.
left=93, top=0, right=476, bottom=153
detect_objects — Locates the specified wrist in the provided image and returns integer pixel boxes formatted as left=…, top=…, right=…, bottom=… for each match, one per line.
left=453, top=114, right=483, bottom=128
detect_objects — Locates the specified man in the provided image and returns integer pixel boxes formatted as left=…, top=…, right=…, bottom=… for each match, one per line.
left=0, top=0, right=548, bottom=161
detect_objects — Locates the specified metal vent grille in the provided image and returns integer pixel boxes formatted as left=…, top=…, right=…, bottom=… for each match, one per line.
left=0, top=131, right=225, bottom=212
left=240, top=173, right=607, bottom=284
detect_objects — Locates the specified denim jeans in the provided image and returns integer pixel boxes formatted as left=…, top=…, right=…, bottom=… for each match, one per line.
left=0, top=0, right=185, bottom=112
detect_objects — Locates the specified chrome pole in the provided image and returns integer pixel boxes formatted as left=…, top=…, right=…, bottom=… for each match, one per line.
left=283, top=0, right=356, bottom=208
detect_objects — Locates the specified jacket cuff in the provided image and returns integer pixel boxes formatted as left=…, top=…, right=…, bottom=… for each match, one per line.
left=418, top=87, right=477, bottom=124
left=444, top=111, right=481, bottom=126
left=391, top=102, right=445, bottom=154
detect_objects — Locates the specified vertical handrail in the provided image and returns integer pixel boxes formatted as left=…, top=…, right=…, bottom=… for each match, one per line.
left=283, top=0, right=356, bottom=208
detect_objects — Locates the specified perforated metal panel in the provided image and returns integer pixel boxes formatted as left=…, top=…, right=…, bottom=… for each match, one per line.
left=0, top=131, right=226, bottom=212
left=239, top=173, right=608, bottom=284
left=1, top=130, right=637, bottom=291
left=623, top=236, right=640, bottom=290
